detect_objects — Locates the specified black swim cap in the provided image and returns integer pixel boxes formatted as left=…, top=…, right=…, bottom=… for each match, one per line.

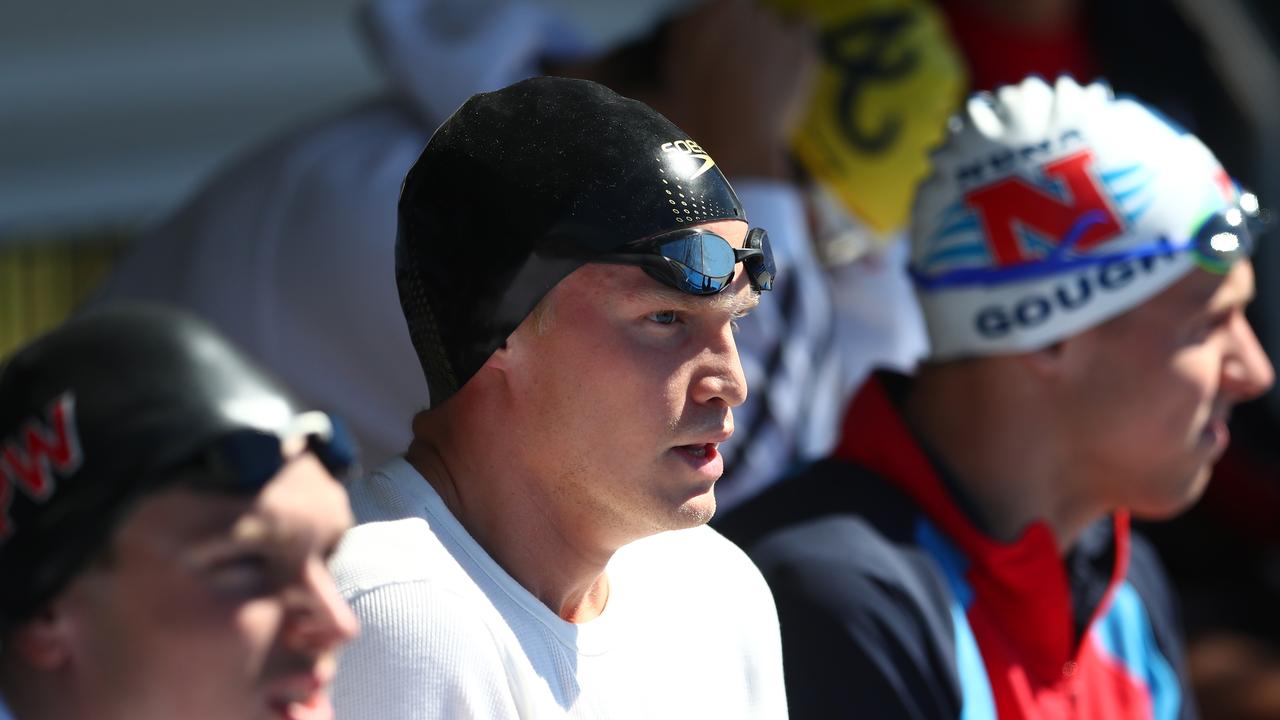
left=397, top=76, right=746, bottom=405
left=0, top=305, right=355, bottom=633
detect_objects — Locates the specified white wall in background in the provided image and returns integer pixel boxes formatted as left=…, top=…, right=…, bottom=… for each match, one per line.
left=0, top=0, right=383, bottom=237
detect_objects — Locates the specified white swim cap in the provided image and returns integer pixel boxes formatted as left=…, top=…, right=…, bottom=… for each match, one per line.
left=910, top=76, right=1255, bottom=359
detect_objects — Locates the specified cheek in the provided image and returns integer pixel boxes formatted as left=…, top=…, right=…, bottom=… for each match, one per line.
left=528, top=335, right=690, bottom=455
left=538, top=317, right=686, bottom=398
left=143, top=589, right=276, bottom=673
left=1113, top=346, right=1221, bottom=450
left=1161, top=345, right=1222, bottom=410
left=76, top=576, right=273, bottom=711
left=229, top=598, right=289, bottom=662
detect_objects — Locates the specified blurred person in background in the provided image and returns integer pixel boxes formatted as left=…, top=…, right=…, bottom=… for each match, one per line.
left=932, top=3, right=1280, bottom=713
left=0, top=305, right=359, bottom=720
left=328, top=77, right=786, bottom=718
left=719, top=76, right=1274, bottom=718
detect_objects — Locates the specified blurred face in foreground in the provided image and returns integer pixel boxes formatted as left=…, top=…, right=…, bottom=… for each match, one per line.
left=21, top=451, right=357, bottom=720
left=499, top=219, right=758, bottom=540
left=1064, top=260, right=1274, bottom=518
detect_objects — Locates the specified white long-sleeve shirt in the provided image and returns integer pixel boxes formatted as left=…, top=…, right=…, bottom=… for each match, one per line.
left=329, top=458, right=789, bottom=719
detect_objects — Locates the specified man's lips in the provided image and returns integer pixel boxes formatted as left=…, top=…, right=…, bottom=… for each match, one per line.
left=1202, top=414, right=1231, bottom=453
left=674, top=443, right=718, bottom=459
left=671, top=443, right=725, bottom=479
left=669, top=425, right=732, bottom=476
left=268, top=694, right=330, bottom=720
left=266, top=669, right=336, bottom=720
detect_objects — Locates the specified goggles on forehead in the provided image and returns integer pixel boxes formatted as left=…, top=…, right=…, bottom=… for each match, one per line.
left=598, top=227, right=776, bottom=295
left=912, top=193, right=1265, bottom=290
left=0, top=412, right=358, bottom=638
left=182, top=412, right=358, bottom=493
left=1187, top=193, right=1263, bottom=273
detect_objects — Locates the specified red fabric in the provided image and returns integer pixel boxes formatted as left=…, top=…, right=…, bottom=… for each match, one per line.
left=937, top=0, right=1102, bottom=91
left=834, top=375, right=1145, bottom=717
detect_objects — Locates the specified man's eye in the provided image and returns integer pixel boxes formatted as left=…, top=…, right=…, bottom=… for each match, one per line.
left=209, top=554, right=274, bottom=597
left=647, top=310, right=677, bottom=325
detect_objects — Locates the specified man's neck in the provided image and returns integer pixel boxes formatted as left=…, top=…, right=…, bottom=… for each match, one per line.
left=903, top=365, right=1108, bottom=553
left=405, top=427, right=618, bottom=623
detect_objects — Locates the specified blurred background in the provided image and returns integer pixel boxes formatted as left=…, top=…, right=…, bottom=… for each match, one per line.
left=1, top=0, right=380, bottom=350
left=5, top=0, right=1280, bottom=716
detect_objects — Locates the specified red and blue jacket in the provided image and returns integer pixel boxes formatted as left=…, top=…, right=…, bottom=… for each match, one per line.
left=717, top=373, right=1196, bottom=719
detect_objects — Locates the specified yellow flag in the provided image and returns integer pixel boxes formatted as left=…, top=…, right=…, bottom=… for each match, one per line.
left=770, top=0, right=967, bottom=240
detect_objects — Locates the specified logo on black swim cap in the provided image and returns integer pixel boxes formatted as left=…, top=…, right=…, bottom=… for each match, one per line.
left=396, top=77, right=747, bottom=405
left=657, top=140, right=733, bottom=226
left=0, top=391, right=83, bottom=541
left=662, top=139, right=716, bottom=180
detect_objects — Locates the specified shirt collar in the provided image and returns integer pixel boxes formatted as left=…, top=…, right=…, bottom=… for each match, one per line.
left=834, top=371, right=1132, bottom=678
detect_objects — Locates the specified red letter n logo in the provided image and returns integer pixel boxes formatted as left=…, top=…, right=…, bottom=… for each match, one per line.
left=965, top=150, right=1125, bottom=267
left=0, top=392, right=83, bottom=540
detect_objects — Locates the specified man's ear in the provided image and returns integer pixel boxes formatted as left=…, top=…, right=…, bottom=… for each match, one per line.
left=1020, top=340, right=1068, bottom=379
left=5, top=605, right=75, bottom=671
left=1019, top=331, right=1098, bottom=382
left=481, top=338, right=514, bottom=374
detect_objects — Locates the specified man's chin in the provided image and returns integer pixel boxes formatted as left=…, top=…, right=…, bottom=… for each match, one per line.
left=671, top=490, right=717, bottom=529
left=1130, top=464, right=1214, bottom=521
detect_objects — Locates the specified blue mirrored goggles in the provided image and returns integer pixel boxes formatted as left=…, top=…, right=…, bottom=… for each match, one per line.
left=180, top=413, right=358, bottom=494
left=912, top=195, right=1265, bottom=290
left=598, top=227, right=776, bottom=295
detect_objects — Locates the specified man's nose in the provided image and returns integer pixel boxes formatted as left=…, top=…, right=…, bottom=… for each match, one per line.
left=288, top=560, right=360, bottom=652
left=1223, top=312, right=1275, bottom=403
left=691, top=322, right=748, bottom=409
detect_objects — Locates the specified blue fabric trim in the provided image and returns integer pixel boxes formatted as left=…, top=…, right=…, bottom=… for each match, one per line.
left=950, top=602, right=997, bottom=720
left=923, top=242, right=989, bottom=267
left=1111, top=182, right=1152, bottom=206
left=1099, top=164, right=1143, bottom=184
left=916, top=520, right=996, bottom=719
left=931, top=214, right=982, bottom=242
left=1124, top=197, right=1155, bottom=226
left=1091, top=582, right=1182, bottom=720
left=939, top=200, right=971, bottom=224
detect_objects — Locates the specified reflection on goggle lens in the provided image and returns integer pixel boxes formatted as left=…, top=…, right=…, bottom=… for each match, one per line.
left=599, top=227, right=775, bottom=295
left=1190, top=192, right=1262, bottom=274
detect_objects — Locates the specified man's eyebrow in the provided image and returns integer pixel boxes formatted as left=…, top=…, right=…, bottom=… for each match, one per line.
left=727, top=288, right=763, bottom=317
left=622, top=285, right=762, bottom=315
left=1194, top=271, right=1257, bottom=315
left=1209, top=285, right=1256, bottom=314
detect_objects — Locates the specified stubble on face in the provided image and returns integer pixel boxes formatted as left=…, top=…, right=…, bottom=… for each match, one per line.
left=504, top=257, right=752, bottom=542
left=1068, top=262, right=1268, bottom=519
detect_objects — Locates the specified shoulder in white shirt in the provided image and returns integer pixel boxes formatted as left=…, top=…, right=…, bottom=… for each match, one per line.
left=329, top=458, right=787, bottom=719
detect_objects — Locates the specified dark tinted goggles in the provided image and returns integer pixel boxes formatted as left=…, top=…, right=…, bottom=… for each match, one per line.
left=0, top=413, right=358, bottom=635
left=182, top=412, right=358, bottom=494
left=599, top=227, right=776, bottom=295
